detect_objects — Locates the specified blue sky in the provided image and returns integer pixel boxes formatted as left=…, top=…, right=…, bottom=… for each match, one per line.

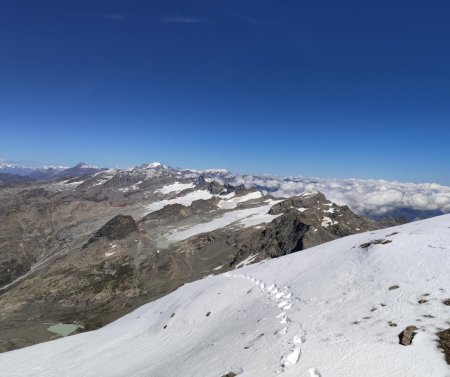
left=1, top=0, right=450, bottom=183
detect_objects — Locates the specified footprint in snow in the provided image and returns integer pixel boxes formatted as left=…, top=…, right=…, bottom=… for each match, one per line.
left=309, top=368, right=322, bottom=377
left=291, top=335, right=306, bottom=345
left=243, top=333, right=265, bottom=349
left=279, top=316, right=289, bottom=324
left=283, top=346, right=302, bottom=367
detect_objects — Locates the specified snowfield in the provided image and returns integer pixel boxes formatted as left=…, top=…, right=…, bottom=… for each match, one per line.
left=155, top=182, right=195, bottom=194
left=1, top=215, right=450, bottom=377
left=144, top=190, right=213, bottom=213
left=217, top=191, right=264, bottom=209
left=167, top=199, right=281, bottom=241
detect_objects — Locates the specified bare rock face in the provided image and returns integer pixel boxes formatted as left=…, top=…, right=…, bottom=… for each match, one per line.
left=141, top=198, right=219, bottom=225
left=191, top=197, right=220, bottom=213
left=196, top=175, right=223, bottom=194
left=142, top=204, right=194, bottom=225
left=85, top=215, right=137, bottom=246
left=177, top=192, right=400, bottom=271
left=268, top=192, right=328, bottom=215
left=399, top=326, right=417, bottom=345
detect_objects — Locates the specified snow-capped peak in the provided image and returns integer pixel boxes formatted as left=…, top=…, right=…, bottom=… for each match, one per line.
left=144, top=162, right=163, bottom=169
left=0, top=161, right=16, bottom=169
left=76, top=162, right=99, bottom=169
left=137, top=162, right=170, bottom=171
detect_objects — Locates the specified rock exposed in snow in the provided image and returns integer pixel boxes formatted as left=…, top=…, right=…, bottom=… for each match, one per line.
left=398, top=326, right=417, bottom=346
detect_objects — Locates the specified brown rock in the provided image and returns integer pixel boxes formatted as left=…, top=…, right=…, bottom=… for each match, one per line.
left=399, top=326, right=417, bottom=345
left=437, top=328, right=450, bottom=365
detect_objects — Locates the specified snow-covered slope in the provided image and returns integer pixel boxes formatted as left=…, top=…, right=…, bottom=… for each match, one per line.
left=1, top=216, right=450, bottom=377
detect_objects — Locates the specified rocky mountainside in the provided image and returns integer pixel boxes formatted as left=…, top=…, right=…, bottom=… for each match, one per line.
left=0, top=162, right=404, bottom=352
left=1, top=214, right=449, bottom=377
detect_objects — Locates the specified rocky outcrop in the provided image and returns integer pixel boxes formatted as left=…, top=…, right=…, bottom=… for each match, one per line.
left=141, top=198, right=220, bottom=225
left=196, top=176, right=223, bottom=194
left=268, top=192, right=328, bottom=215
left=176, top=193, right=404, bottom=271
left=85, top=215, right=137, bottom=246
left=142, top=204, right=194, bottom=225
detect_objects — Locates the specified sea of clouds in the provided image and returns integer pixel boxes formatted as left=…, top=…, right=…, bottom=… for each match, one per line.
left=225, top=175, right=450, bottom=220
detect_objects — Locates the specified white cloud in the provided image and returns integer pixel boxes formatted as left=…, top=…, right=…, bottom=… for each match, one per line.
left=227, top=175, right=450, bottom=219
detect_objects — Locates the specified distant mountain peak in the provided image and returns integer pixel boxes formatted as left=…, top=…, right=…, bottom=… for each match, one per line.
left=75, top=162, right=99, bottom=169
left=0, top=160, right=66, bottom=177
left=138, top=162, right=170, bottom=170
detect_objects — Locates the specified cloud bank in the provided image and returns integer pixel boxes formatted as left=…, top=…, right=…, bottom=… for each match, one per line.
left=226, top=175, right=450, bottom=220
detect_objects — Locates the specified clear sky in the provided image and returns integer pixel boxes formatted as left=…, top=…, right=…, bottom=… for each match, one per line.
left=1, top=0, right=450, bottom=183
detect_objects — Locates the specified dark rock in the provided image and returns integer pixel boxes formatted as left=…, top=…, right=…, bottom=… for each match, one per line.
left=443, top=299, right=450, bottom=306
left=196, top=176, right=223, bottom=194
left=191, top=197, right=220, bottom=213
left=268, top=192, right=328, bottom=215
left=221, top=373, right=237, bottom=377
left=437, top=328, right=450, bottom=365
left=85, top=215, right=137, bottom=247
left=399, top=326, right=417, bottom=345
left=141, top=204, right=193, bottom=224
left=141, top=198, right=219, bottom=225
left=359, top=239, right=392, bottom=249
left=389, top=285, right=400, bottom=290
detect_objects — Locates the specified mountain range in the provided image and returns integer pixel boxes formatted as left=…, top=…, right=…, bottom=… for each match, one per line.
left=0, top=160, right=448, bottom=376
left=2, top=160, right=450, bottom=220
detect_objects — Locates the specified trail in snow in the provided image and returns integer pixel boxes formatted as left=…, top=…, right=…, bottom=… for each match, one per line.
left=229, top=273, right=320, bottom=375
left=1, top=215, right=450, bottom=377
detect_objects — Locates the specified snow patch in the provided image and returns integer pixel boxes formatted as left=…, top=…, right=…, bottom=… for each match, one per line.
left=321, top=216, right=338, bottom=227
left=218, top=191, right=263, bottom=209
left=145, top=190, right=213, bottom=214
left=156, top=182, right=195, bottom=195
left=167, top=200, right=280, bottom=241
